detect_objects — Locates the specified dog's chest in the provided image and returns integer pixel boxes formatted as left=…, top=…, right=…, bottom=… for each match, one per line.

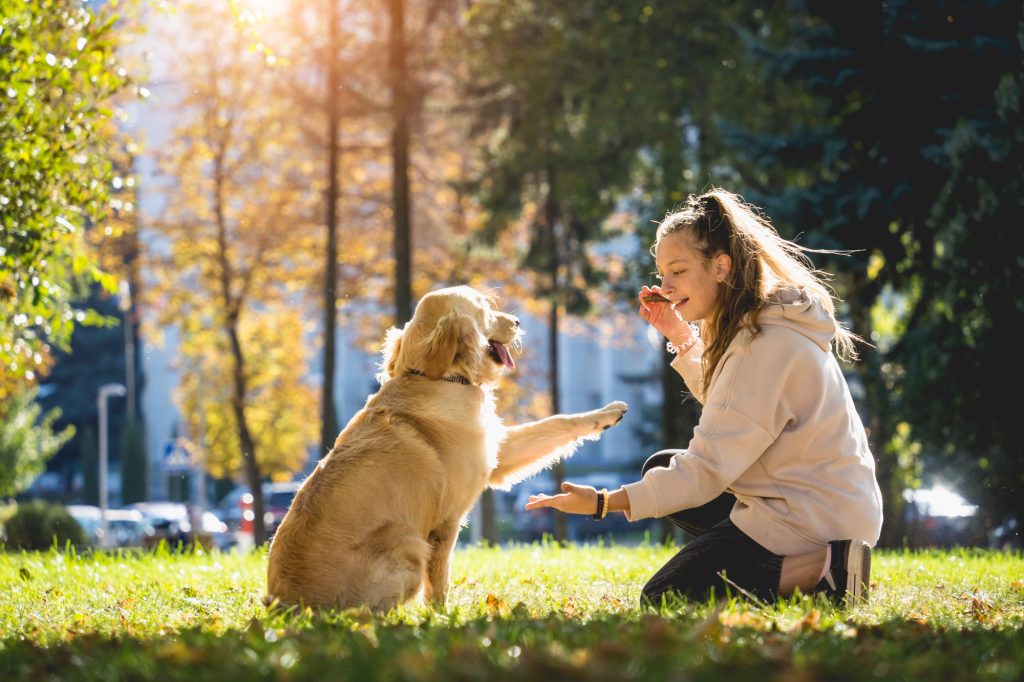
left=438, top=429, right=491, bottom=486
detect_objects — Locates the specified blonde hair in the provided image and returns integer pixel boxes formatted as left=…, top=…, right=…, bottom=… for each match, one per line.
left=653, top=188, right=859, bottom=389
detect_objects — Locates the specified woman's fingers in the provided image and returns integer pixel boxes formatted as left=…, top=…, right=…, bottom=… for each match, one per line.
left=524, top=493, right=567, bottom=510
left=524, top=482, right=594, bottom=513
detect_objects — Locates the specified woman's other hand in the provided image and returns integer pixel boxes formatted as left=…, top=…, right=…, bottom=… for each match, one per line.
left=524, top=482, right=597, bottom=515
left=638, top=285, right=694, bottom=348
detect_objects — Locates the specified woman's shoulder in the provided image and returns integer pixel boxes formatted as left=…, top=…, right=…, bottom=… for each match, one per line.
left=752, top=287, right=836, bottom=354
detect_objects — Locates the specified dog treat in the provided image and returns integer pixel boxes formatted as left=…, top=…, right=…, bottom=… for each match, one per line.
left=642, top=292, right=672, bottom=303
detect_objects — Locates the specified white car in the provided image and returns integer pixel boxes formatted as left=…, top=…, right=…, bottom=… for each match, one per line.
left=65, top=505, right=155, bottom=548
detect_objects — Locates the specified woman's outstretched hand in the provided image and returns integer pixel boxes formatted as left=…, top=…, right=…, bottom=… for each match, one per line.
left=525, top=482, right=598, bottom=515
left=637, top=285, right=694, bottom=349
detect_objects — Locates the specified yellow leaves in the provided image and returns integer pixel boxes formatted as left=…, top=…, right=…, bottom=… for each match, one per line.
left=719, top=609, right=773, bottom=630
left=484, top=593, right=509, bottom=617
left=959, top=591, right=997, bottom=624
left=173, top=304, right=317, bottom=480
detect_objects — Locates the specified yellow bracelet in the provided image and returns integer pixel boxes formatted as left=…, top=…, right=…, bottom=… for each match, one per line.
left=599, top=488, right=609, bottom=519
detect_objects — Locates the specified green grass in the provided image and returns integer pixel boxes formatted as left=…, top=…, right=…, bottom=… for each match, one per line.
left=1, top=541, right=1022, bottom=681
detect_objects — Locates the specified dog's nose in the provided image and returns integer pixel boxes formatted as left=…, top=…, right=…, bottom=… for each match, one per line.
left=512, top=316, right=520, bottom=327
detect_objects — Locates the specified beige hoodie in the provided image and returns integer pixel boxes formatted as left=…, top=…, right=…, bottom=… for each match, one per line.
left=623, top=286, right=884, bottom=556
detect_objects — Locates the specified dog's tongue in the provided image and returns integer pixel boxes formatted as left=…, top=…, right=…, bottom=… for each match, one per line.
left=489, top=340, right=515, bottom=371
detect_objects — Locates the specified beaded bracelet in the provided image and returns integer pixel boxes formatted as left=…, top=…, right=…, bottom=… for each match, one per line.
left=666, top=337, right=698, bottom=356
left=594, top=488, right=609, bottom=520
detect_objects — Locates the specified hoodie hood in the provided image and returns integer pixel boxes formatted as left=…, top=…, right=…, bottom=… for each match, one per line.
left=757, top=285, right=836, bottom=352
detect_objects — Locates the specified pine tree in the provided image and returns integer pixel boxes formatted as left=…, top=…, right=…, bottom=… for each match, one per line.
left=730, top=0, right=1024, bottom=541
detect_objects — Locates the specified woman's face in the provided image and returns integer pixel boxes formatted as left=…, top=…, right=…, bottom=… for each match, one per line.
left=653, top=229, right=731, bottom=322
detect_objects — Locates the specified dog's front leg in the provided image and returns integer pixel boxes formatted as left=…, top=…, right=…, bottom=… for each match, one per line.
left=489, top=401, right=628, bottom=488
left=423, top=522, right=460, bottom=609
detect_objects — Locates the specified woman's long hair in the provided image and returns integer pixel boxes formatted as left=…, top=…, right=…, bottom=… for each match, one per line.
left=653, top=188, right=859, bottom=390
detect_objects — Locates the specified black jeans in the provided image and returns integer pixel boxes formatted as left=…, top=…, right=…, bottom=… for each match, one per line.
left=639, top=450, right=784, bottom=606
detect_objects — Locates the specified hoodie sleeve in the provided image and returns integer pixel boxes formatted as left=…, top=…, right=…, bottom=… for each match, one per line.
left=624, top=335, right=793, bottom=520
left=669, top=337, right=705, bottom=402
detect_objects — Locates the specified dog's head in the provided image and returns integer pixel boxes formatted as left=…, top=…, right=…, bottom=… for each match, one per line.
left=379, top=285, right=521, bottom=386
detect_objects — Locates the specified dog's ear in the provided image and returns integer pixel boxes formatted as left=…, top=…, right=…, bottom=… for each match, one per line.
left=378, top=326, right=405, bottom=383
left=421, top=313, right=476, bottom=379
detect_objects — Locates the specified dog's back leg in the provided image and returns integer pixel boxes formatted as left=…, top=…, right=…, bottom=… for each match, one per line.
left=423, top=521, right=460, bottom=609
left=357, top=521, right=431, bottom=612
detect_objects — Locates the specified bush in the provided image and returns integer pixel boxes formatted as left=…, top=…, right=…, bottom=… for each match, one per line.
left=2, top=501, right=86, bottom=551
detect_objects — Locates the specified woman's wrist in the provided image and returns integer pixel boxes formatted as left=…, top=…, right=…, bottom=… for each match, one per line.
left=607, top=487, right=631, bottom=516
left=667, top=336, right=697, bottom=356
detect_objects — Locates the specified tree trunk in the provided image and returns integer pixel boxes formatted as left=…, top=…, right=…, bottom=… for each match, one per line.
left=226, top=317, right=266, bottom=546
left=481, top=488, right=498, bottom=544
left=320, top=0, right=341, bottom=456
left=121, top=155, right=148, bottom=504
left=388, top=0, right=413, bottom=325
left=213, top=159, right=267, bottom=546
left=544, top=167, right=567, bottom=542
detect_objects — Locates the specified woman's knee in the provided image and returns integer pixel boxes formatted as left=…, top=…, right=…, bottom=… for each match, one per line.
left=641, top=449, right=685, bottom=476
left=640, top=578, right=670, bottom=609
left=640, top=578, right=697, bottom=610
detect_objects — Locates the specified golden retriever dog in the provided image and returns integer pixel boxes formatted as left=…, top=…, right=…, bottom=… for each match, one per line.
left=265, top=285, right=628, bottom=611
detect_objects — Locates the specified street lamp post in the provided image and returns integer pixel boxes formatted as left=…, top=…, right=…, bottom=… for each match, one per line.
left=97, top=383, right=127, bottom=548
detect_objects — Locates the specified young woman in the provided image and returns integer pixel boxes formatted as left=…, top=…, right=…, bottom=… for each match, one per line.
left=525, top=188, right=883, bottom=606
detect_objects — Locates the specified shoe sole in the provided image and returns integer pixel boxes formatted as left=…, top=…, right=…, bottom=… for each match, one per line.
left=843, top=541, right=871, bottom=604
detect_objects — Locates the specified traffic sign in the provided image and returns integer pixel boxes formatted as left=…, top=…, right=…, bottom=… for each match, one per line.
left=162, top=438, right=194, bottom=474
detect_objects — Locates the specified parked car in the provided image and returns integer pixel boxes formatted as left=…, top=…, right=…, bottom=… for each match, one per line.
left=902, top=486, right=985, bottom=547
left=66, top=504, right=103, bottom=546
left=218, top=481, right=300, bottom=539
left=127, top=502, right=231, bottom=551
left=66, top=505, right=156, bottom=548
left=103, top=509, right=155, bottom=548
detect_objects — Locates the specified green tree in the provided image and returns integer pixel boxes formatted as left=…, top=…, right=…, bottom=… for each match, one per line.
left=457, top=2, right=799, bottom=537
left=148, top=1, right=321, bottom=544
left=36, top=286, right=126, bottom=498
left=894, top=8, right=1024, bottom=525
left=0, top=0, right=136, bottom=394
left=0, top=387, right=74, bottom=498
left=459, top=1, right=670, bottom=537
left=726, top=0, right=1024, bottom=540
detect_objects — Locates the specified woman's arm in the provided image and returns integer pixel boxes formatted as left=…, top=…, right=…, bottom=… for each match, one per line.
left=524, top=483, right=632, bottom=516
left=638, top=286, right=705, bottom=400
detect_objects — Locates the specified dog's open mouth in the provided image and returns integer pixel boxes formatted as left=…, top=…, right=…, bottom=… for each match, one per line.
left=488, top=340, right=515, bottom=371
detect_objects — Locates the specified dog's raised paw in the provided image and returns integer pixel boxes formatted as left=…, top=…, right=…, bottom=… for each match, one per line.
left=597, top=401, right=628, bottom=429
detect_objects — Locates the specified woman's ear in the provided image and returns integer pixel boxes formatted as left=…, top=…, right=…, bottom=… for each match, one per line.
left=714, top=252, right=732, bottom=283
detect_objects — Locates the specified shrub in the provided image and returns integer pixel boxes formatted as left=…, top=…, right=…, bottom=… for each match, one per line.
left=2, top=501, right=86, bottom=551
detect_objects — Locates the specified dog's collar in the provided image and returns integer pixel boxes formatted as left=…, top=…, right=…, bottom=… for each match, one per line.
left=405, top=369, right=473, bottom=386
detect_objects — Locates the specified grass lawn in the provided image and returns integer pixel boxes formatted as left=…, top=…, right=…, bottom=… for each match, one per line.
left=1, top=540, right=1022, bottom=681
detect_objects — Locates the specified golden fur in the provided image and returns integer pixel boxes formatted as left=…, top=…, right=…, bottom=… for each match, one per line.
left=264, top=285, right=627, bottom=611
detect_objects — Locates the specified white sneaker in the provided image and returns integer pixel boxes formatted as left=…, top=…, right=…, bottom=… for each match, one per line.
left=819, top=539, right=871, bottom=605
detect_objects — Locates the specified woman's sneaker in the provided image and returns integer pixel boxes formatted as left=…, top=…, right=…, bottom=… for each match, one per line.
left=817, top=539, right=871, bottom=605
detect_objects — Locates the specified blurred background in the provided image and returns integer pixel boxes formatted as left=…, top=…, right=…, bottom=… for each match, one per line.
left=1, top=0, right=1019, bottom=552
